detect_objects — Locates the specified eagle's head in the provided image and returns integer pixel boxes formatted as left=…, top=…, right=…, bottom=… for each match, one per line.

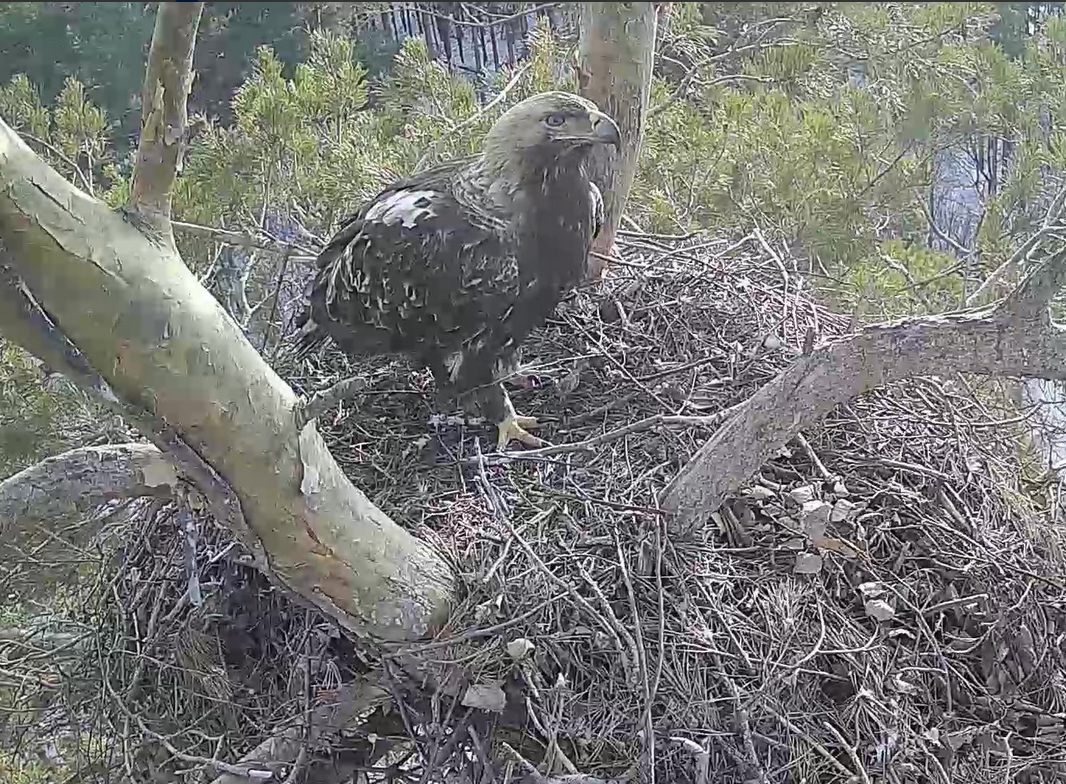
left=484, top=92, right=621, bottom=165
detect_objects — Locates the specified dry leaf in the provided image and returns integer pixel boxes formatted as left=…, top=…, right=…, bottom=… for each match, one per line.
left=858, top=582, right=885, bottom=599
left=793, top=552, right=823, bottom=574
left=474, top=594, right=503, bottom=624
left=818, top=537, right=863, bottom=559
left=747, top=485, right=776, bottom=501
left=789, top=485, right=818, bottom=504
left=891, top=673, right=918, bottom=695
left=832, top=480, right=850, bottom=496
left=831, top=499, right=857, bottom=522
left=865, top=599, right=895, bottom=622
left=507, top=638, right=535, bottom=661
left=801, top=500, right=830, bottom=541
left=461, top=684, right=507, bottom=713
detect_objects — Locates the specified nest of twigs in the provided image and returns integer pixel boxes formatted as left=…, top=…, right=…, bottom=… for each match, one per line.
left=4, top=233, right=1066, bottom=784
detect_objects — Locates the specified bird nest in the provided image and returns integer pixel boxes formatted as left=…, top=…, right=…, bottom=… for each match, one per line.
left=5, top=234, right=1066, bottom=783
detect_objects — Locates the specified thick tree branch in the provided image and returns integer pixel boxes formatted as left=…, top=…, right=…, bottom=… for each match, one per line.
left=0, top=241, right=253, bottom=565
left=0, top=3, right=454, bottom=643
left=0, top=443, right=177, bottom=538
left=662, top=249, right=1066, bottom=533
left=0, top=252, right=121, bottom=405
left=128, top=2, right=204, bottom=240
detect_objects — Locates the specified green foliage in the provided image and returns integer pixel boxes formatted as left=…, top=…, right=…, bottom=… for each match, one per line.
left=0, top=2, right=153, bottom=148
left=0, top=340, right=103, bottom=479
left=0, top=72, right=120, bottom=200
left=639, top=1, right=1066, bottom=315
left=176, top=21, right=570, bottom=243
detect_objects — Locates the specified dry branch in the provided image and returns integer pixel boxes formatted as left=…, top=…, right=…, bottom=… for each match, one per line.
left=128, top=2, right=204, bottom=239
left=662, top=248, right=1066, bottom=532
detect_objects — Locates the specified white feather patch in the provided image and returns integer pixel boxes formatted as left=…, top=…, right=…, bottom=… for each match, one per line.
left=445, top=351, right=464, bottom=381
left=364, top=189, right=437, bottom=228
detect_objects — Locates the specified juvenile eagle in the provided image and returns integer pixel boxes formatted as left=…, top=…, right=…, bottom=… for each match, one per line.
left=293, top=91, right=621, bottom=450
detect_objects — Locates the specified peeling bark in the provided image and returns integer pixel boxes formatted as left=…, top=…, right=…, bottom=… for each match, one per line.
left=663, top=250, right=1066, bottom=533
left=577, top=3, right=658, bottom=280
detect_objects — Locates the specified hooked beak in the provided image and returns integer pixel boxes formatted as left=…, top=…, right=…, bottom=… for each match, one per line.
left=589, top=111, right=621, bottom=148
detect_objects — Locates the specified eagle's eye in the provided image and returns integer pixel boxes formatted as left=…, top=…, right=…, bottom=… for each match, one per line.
left=545, top=112, right=567, bottom=127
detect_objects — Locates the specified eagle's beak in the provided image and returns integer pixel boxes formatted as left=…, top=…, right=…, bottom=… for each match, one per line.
left=590, top=111, right=621, bottom=147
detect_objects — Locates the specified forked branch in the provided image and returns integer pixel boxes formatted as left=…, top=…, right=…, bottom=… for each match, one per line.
left=663, top=248, right=1066, bottom=533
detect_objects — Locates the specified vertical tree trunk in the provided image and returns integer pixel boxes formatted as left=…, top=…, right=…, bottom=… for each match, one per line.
left=505, top=20, right=515, bottom=63
left=489, top=22, right=500, bottom=69
left=577, top=3, right=659, bottom=281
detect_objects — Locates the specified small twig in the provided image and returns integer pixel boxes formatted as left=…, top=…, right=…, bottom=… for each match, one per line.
left=18, top=132, right=94, bottom=194
left=794, top=432, right=833, bottom=481
left=713, top=654, right=767, bottom=784
left=177, top=502, right=203, bottom=607
left=173, top=220, right=318, bottom=258
left=967, top=185, right=1066, bottom=306
left=294, top=377, right=368, bottom=430
left=823, top=721, right=871, bottom=784
left=616, top=533, right=655, bottom=782
left=499, top=513, right=634, bottom=683
left=773, top=712, right=857, bottom=781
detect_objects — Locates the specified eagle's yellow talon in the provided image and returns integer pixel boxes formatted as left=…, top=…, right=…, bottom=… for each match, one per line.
left=496, top=413, right=547, bottom=450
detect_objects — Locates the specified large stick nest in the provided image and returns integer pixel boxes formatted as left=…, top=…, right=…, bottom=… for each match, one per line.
left=4, top=234, right=1066, bottom=783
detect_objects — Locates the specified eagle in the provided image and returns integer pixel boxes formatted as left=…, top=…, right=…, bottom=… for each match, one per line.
left=293, top=91, right=621, bottom=450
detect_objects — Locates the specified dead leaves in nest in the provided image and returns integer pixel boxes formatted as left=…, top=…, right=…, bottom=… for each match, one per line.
left=724, top=476, right=868, bottom=573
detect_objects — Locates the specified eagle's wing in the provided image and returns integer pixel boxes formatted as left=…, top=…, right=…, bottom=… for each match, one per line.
left=295, top=157, right=521, bottom=374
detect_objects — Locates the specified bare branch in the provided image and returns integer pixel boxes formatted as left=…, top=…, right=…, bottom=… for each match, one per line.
left=173, top=219, right=317, bottom=259
left=414, top=64, right=530, bottom=173
left=999, top=245, right=1066, bottom=320
left=0, top=443, right=178, bottom=536
left=128, top=2, right=204, bottom=239
left=662, top=251, right=1066, bottom=531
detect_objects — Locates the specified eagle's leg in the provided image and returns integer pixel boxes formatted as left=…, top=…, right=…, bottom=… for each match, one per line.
left=496, top=386, right=545, bottom=451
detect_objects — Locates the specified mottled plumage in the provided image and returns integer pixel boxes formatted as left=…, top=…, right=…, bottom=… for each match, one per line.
left=294, top=91, right=621, bottom=448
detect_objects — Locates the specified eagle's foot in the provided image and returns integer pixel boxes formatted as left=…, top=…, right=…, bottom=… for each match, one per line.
left=496, top=413, right=547, bottom=451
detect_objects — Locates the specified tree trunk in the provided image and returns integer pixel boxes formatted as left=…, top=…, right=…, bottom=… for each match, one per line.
left=0, top=3, right=455, bottom=645
left=577, top=2, right=659, bottom=281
